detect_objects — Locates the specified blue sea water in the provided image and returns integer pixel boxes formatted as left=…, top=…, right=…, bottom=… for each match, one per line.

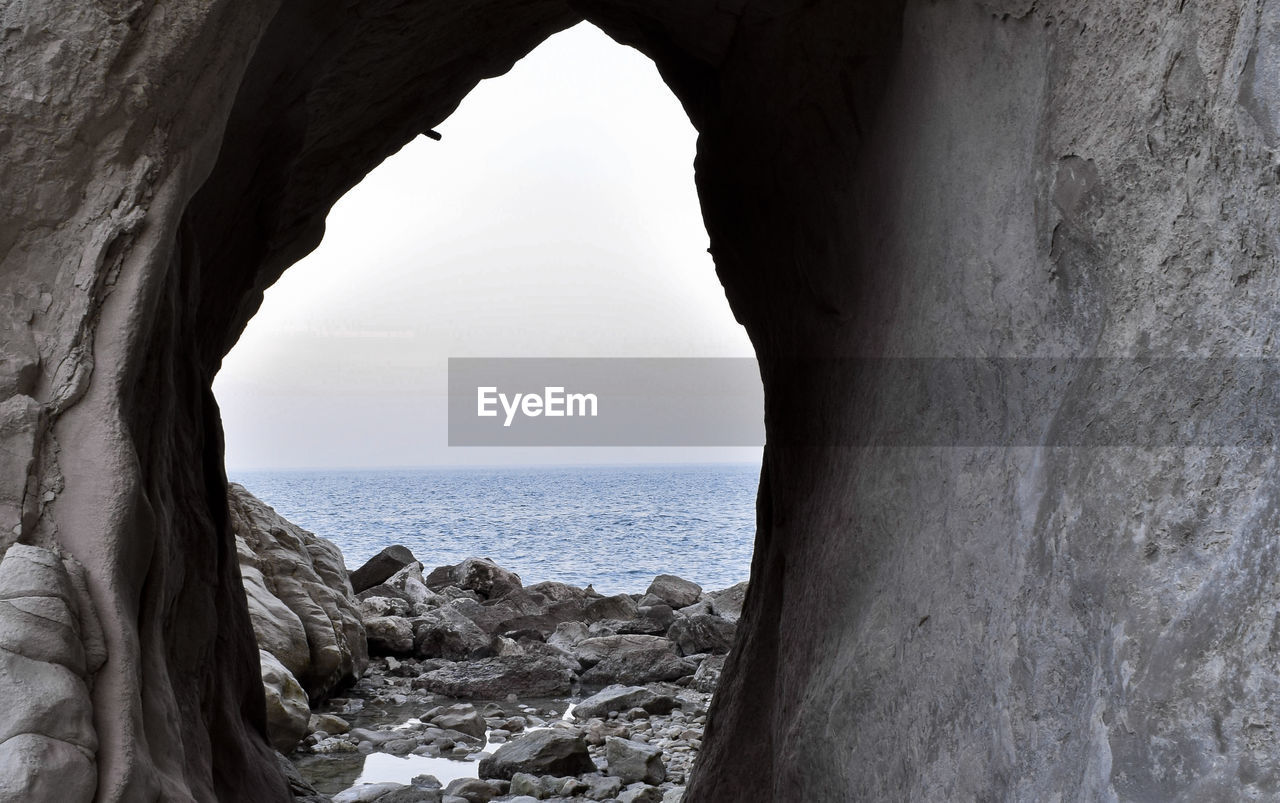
left=230, top=464, right=759, bottom=596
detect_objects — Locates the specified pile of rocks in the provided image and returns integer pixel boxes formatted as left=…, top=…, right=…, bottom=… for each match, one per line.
left=352, top=549, right=744, bottom=698
left=305, top=680, right=709, bottom=803
left=284, top=547, right=744, bottom=802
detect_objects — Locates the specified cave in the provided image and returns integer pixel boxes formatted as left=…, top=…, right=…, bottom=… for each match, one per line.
left=6, top=0, right=1280, bottom=800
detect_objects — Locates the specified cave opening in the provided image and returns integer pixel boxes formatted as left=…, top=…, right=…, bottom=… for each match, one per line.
left=212, top=21, right=762, bottom=796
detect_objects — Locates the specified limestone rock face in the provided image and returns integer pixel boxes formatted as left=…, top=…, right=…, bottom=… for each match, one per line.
left=8, top=0, right=1280, bottom=800
left=230, top=483, right=367, bottom=701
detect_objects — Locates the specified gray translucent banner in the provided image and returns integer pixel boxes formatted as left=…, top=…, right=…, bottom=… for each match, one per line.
left=448, top=358, right=765, bottom=446
left=449, top=357, right=1280, bottom=447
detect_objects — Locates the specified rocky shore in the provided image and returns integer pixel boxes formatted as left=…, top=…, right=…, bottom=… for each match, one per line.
left=231, top=486, right=743, bottom=803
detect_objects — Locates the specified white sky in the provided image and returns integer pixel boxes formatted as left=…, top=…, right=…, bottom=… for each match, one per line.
left=214, top=22, right=760, bottom=470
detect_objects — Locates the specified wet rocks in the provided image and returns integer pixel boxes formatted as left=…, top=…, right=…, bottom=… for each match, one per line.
left=478, top=729, right=595, bottom=780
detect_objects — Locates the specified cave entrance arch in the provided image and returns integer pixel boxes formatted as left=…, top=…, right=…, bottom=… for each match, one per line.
left=166, top=4, right=862, bottom=801
left=214, top=19, right=762, bottom=675
left=2, top=1, right=894, bottom=801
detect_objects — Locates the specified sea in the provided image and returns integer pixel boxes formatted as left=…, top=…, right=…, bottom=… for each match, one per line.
left=230, top=464, right=759, bottom=596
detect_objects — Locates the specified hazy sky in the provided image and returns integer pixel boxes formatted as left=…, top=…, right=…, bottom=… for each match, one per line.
left=214, top=22, right=761, bottom=470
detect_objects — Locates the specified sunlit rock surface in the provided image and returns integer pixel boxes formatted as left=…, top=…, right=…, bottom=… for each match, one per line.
left=5, top=0, right=1280, bottom=799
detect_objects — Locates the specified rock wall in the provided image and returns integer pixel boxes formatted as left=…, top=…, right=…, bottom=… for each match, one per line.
left=4, top=0, right=1280, bottom=800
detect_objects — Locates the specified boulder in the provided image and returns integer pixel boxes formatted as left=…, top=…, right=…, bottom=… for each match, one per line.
left=443, top=778, right=502, bottom=802
left=412, top=606, right=495, bottom=660
left=478, top=729, right=595, bottom=780
left=572, top=635, right=676, bottom=666
left=426, top=558, right=522, bottom=600
left=606, top=736, right=666, bottom=785
left=332, top=783, right=408, bottom=803
left=381, top=562, right=440, bottom=609
left=350, top=545, right=417, bottom=594
left=525, top=581, right=593, bottom=602
left=547, top=621, right=590, bottom=650
left=704, top=582, right=747, bottom=623
left=667, top=614, right=735, bottom=656
left=365, top=616, right=415, bottom=656
left=617, top=786, right=664, bottom=803
left=414, top=656, right=573, bottom=698
left=582, top=594, right=638, bottom=623
left=611, top=604, right=676, bottom=636
left=644, top=575, right=701, bottom=609
left=229, top=484, right=367, bottom=700
left=692, top=654, right=726, bottom=693
left=573, top=685, right=678, bottom=720
left=428, top=703, right=487, bottom=740
left=309, top=713, right=351, bottom=735
left=259, top=649, right=310, bottom=752
left=580, top=647, right=695, bottom=688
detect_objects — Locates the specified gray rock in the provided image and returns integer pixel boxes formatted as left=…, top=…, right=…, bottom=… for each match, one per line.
left=331, top=782, right=407, bottom=803
left=429, top=703, right=488, bottom=740
left=574, top=685, right=677, bottom=720
left=644, top=575, right=701, bottom=609
left=612, top=604, right=676, bottom=635
left=414, top=656, right=573, bottom=698
left=583, top=773, right=624, bottom=800
left=365, top=615, right=416, bottom=656
left=617, top=785, right=664, bottom=803
left=547, top=621, right=590, bottom=650
left=572, top=635, right=676, bottom=666
left=412, top=606, right=495, bottom=660
left=582, top=594, right=639, bottom=623
left=259, top=649, right=310, bottom=752
left=508, top=772, right=541, bottom=797
left=426, top=558, right=522, bottom=600
left=606, top=737, right=666, bottom=784
left=691, top=654, right=726, bottom=693
left=478, top=729, right=595, bottom=780
left=350, top=545, right=417, bottom=594
left=442, top=778, right=501, bottom=802
left=581, top=648, right=695, bottom=688
left=666, top=614, right=735, bottom=656
left=309, top=712, right=351, bottom=735
left=703, top=582, right=747, bottom=623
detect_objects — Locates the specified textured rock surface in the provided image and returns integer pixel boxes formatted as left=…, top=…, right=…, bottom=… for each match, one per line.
left=478, top=729, right=595, bottom=781
left=0, top=545, right=104, bottom=803
left=7, top=0, right=1280, bottom=800
left=230, top=482, right=367, bottom=703
left=350, top=545, right=417, bottom=594
left=260, top=648, right=311, bottom=752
